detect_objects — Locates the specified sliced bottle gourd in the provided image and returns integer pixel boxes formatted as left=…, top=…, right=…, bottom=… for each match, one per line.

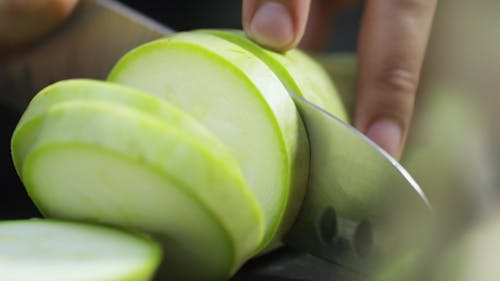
left=0, top=219, right=161, bottom=281
left=197, top=29, right=349, bottom=122
left=12, top=80, right=264, bottom=280
left=108, top=32, right=310, bottom=250
left=315, top=53, right=358, bottom=114
left=21, top=101, right=260, bottom=280
left=12, top=79, right=235, bottom=175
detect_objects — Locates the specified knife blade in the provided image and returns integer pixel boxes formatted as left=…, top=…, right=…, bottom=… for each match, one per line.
left=0, top=0, right=432, bottom=276
left=284, top=90, right=432, bottom=273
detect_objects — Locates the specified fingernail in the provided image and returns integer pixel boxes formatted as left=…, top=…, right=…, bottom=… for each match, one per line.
left=249, top=2, right=294, bottom=50
left=365, top=118, right=402, bottom=158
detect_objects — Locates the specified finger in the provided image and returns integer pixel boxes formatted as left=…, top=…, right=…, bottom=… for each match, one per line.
left=242, top=0, right=311, bottom=52
left=0, top=0, right=79, bottom=53
left=355, top=0, right=437, bottom=159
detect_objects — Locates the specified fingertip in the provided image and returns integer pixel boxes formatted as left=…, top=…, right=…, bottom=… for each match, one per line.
left=364, top=117, right=403, bottom=159
left=244, top=1, right=296, bottom=51
left=243, top=0, right=312, bottom=52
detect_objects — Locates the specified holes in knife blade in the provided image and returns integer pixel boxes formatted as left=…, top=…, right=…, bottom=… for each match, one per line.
left=319, top=207, right=338, bottom=244
left=334, top=237, right=351, bottom=253
left=354, top=220, right=373, bottom=258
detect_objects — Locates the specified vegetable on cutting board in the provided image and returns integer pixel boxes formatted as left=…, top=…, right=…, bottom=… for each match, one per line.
left=10, top=29, right=349, bottom=281
left=0, top=219, right=161, bottom=281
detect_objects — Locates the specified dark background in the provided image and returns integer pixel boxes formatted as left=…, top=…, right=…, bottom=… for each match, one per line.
left=1, top=103, right=37, bottom=219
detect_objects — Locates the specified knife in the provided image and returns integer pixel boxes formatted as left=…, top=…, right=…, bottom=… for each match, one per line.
left=0, top=0, right=431, bottom=278
left=284, top=90, right=431, bottom=274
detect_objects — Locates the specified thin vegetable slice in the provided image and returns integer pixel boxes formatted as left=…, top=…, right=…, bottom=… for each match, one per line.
left=11, top=79, right=234, bottom=175
left=108, top=32, right=309, bottom=249
left=0, top=219, right=161, bottom=281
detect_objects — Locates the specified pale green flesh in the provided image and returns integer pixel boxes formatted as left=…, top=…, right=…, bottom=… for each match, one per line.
left=0, top=219, right=161, bottom=281
left=198, top=29, right=349, bottom=122
left=317, top=53, right=358, bottom=114
left=18, top=100, right=265, bottom=280
left=24, top=146, right=230, bottom=281
left=108, top=32, right=309, bottom=249
left=12, top=79, right=237, bottom=175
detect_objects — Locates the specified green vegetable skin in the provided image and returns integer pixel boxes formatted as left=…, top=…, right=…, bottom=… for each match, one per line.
left=11, top=29, right=349, bottom=280
left=317, top=53, right=358, bottom=115
left=0, top=219, right=161, bottom=281
left=197, top=29, right=349, bottom=123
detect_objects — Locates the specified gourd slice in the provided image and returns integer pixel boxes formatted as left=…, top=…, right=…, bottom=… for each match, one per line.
left=17, top=98, right=263, bottom=280
left=0, top=219, right=161, bottom=281
left=198, top=29, right=349, bottom=122
left=11, top=79, right=233, bottom=175
left=108, top=32, right=309, bottom=249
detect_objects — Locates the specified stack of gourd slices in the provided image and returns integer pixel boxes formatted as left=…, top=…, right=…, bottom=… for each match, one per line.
left=9, top=29, right=347, bottom=281
left=11, top=79, right=264, bottom=280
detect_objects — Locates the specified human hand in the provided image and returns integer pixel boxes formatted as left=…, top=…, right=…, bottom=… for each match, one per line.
left=242, top=0, right=437, bottom=160
left=0, top=0, right=79, bottom=55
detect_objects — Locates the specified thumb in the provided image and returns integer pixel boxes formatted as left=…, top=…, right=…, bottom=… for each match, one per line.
left=242, top=0, right=311, bottom=52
